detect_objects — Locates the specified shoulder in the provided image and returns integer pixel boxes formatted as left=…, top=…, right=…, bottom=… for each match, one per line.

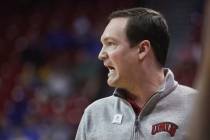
left=80, top=95, right=119, bottom=126
left=84, top=95, right=117, bottom=113
left=175, top=84, right=197, bottom=97
left=162, top=84, right=198, bottom=108
left=160, top=84, right=197, bottom=107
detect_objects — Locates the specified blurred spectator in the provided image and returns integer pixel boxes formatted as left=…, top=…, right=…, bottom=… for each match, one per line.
left=72, top=15, right=101, bottom=57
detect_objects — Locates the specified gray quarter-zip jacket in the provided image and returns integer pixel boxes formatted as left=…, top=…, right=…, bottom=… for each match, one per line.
left=75, top=69, right=197, bottom=140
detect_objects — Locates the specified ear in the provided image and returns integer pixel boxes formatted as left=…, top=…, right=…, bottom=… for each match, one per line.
left=137, top=40, right=151, bottom=60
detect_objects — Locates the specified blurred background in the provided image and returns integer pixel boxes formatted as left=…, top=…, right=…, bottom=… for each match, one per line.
left=0, top=0, right=205, bottom=139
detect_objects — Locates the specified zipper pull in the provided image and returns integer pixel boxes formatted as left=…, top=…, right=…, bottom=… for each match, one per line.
left=135, top=119, right=139, bottom=132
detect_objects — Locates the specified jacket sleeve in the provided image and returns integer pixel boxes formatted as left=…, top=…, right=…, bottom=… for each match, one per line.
left=75, top=110, right=88, bottom=140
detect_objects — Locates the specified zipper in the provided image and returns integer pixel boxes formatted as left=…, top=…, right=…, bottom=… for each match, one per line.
left=115, top=91, right=160, bottom=140
left=120, top=98, right=139, bottom=140
left=120, top=94, right=160, bottom=140
left=134, top=118, right=139, bottom=132
left=132, top=116, right=140, bottom=140
left=130, top=116, right=139, bottom=140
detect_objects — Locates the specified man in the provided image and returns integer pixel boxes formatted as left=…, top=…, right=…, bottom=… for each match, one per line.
left=75, top=7, right=197, bottom=140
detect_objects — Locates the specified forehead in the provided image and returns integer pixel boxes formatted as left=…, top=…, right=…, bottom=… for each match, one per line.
left=101, top=17, right=128, bottom=42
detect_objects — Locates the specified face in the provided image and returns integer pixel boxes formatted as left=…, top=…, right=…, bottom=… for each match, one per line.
left=98, top=18, right=138, bottom=88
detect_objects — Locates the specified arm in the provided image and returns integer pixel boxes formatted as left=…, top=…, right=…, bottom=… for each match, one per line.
left=75, top=110, right=88, bottom=140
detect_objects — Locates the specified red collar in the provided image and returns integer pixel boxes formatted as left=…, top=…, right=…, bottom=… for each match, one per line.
left=127, top=98, right=142, bottom=115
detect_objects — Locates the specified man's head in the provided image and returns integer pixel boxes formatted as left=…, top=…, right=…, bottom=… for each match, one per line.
left=108, top=7, right=169, bottom=66
left=98, top=7, right=169, bottom=88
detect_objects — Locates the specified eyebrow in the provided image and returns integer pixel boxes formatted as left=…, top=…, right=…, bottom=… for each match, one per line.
left=101, top=37, right=116, bottom=43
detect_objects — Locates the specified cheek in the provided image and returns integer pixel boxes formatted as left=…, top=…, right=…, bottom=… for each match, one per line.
left=109, top=47, right=127, bottom=61
left=110, top=53, right=128, bottom=75
left=109, top=51, right=124, bottom=67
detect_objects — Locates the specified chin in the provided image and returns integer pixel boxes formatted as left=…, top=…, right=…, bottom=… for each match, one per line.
left=107, top=78, right=120, bottom=88
left=107, top=81, right=115, bottom=87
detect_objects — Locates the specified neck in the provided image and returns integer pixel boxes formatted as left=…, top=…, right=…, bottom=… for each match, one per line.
left=127, top=66, right=165, bottom=108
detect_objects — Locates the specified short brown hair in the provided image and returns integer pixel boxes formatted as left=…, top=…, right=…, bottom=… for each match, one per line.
left=108, top=7, right=169, bottom=66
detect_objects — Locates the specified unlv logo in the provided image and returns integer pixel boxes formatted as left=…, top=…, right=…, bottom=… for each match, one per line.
left=151, top=122, right=178, bottom=137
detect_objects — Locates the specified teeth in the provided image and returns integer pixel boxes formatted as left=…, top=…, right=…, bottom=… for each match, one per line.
left=109, top=69, right=114, bottom=72
left=108, top=69, right=114, bottom=77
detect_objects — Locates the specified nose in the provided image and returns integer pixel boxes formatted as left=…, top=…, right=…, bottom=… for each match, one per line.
left=98, top=47, right=108, bottom=61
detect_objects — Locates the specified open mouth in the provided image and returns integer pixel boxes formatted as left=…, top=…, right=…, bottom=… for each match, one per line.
left=107, top=66, right=115, bottom=70
left=106, top=65, right=115, bottom=77
left=104, top=64, right=115, bottom=76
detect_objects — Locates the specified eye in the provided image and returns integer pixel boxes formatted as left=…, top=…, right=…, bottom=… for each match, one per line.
left=107, top=41, right=116, bottom=46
